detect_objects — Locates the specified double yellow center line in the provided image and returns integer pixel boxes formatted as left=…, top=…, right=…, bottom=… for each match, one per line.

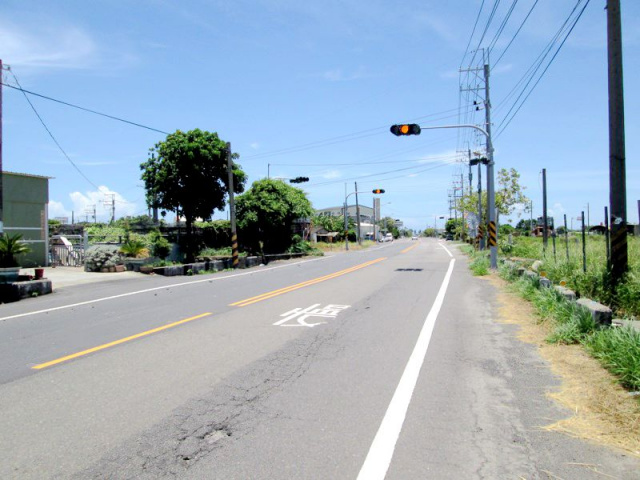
left=230, top=257, right=387, bottom=307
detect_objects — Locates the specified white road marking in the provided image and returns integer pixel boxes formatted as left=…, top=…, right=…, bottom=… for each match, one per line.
left=438, top=242, right=454, bottom=257
left=0, top=256, right=331, bottom=323
left=357, top=257, right=456, bottom=480
left=274, top=303, right=350, bottom=327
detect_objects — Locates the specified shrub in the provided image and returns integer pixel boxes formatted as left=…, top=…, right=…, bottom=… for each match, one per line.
left=84, top=245, right=122, bottom=272
left=149, top=231, right=171, bottom=259
left=119, top=239, right=148, bottom=258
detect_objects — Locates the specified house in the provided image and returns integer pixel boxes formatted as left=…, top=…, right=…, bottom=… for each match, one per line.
left=314, top=205, right=376, bottom=240
left=2, top=172, right=51, bottom=267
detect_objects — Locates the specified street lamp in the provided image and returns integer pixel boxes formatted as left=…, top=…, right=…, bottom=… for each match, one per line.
left=344, top=188, right=385, bottom=250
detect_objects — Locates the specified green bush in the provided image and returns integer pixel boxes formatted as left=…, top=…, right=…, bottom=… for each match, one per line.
left=584, top=326, right=640, bottom=391
left=119, top=239, right=147, bottom=258
left=149, top=230, right=171, bottom=259
left=84, top=245, right=122, bottom=272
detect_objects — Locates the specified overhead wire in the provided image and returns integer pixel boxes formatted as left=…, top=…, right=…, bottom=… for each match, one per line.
left=495, top=0, right=590, bottom=137
left=487, top=0, right=520, bottom=54
left=0, top=81, right=170, bottom=135
left=492, top=0, right=540, bottom=68
left=6, top=69, right=104, bottom=192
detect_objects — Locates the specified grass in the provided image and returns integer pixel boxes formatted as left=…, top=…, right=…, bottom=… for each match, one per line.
left=502, top=234, right=640, bottom=318
left=499, top=264, right=640, bottom=393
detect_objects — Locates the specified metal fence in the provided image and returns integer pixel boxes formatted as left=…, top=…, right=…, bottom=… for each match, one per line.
left=49, top=235, right=85, bottom=267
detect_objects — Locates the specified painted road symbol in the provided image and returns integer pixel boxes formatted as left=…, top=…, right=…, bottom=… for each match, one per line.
left=274, top=304, right=350, bottom=328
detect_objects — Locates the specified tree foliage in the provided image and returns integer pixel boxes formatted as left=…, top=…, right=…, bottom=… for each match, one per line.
left=378, top=216, right=399, bottom=238
left=140, top=129, right=246, bottom=260
left=457, top=167, right=530, bottom=222
left=236, top=179, right=313, bottom=254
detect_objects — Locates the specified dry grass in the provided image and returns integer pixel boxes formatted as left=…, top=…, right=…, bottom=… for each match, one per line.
left=485, top=273, right=640, bottom=457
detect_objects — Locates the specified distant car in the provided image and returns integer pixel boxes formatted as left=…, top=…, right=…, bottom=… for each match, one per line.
left=384, top=233, right=393, bottom=242
left=411, top=235, right=418, bottom=240
left=445, top=233, right=453, bottom=240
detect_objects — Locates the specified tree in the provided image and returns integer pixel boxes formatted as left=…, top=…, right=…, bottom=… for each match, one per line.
left=236, top=179, right=313, bottom=254
left=140, top=129, right=246, bottom=260
left=457, top=167, right=530, bottom=223
left=378, top=216, right=399, bottom=238
left=312, top=214, right=345, bottom=241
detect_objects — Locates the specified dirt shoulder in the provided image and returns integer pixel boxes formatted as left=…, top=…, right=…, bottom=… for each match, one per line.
left=485, top=273, right=640, bottom=457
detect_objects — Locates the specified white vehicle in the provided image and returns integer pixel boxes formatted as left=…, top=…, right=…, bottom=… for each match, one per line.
left=384, top=233, right=393, bottom=242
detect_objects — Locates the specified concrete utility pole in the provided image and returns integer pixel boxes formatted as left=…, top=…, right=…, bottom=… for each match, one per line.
left=607, top=0, right=627, bottom=283
left=226, top=143, right=239, bottom=268
left=355, top=182, right=362, bottom=245
left=0, top=59, right=4, bottom=232
left=483, top=63, right=497, bottom=268
left=542, top=168, right=548, bottom=251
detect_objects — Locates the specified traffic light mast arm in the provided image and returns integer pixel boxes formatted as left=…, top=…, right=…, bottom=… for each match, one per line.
left=417, top=124, right=490, bottom=156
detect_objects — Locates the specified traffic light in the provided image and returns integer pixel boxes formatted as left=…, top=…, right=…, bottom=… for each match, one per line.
left=469, top=157, right=488, bottom=166
left=372, top=188, right=385, bottom=194
left=289, top=177, right=309, bottom=183
left=390, top=124, right=421, bottom=136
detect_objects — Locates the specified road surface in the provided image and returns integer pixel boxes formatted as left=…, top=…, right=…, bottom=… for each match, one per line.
left=0, top=238, right=637, bottom=479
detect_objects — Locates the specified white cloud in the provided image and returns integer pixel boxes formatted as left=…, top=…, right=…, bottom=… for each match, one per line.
left=250, top=142, right=260, bottom=150
left=0, top=22, right=97, bottom=70
left=49, top=186, right=140, bottom=222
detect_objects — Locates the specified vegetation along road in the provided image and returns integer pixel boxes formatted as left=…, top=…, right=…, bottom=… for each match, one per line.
left=0, top=239, right=638, bottom=479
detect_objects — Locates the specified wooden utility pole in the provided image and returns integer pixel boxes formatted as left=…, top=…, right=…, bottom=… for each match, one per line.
left=542, top=168, right=548, bottom=251
left=607, top=0, right=627, bottom=283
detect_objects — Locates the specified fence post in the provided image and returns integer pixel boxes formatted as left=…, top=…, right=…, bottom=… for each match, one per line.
left=581, top=211, right=587, bottom=273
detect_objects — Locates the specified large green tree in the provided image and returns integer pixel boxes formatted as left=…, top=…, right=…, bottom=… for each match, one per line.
left=236, top=179, right=313, bottom=254
left=140, top=129, right=246, bottom=260
left=457, top=167, right=530, bottom=222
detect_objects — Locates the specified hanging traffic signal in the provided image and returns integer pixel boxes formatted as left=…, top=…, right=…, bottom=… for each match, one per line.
left=390, top=124, right=421, bottom=136
left=372, top=188, right=385, bottom=194
left=289, top=177, right=309, bottom=183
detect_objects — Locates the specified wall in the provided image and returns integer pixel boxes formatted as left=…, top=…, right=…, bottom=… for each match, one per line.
left=3, top=172, right=50, bottom=267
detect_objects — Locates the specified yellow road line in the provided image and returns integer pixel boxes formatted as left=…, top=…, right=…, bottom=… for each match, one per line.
left=401, top=243, right=419, bottom=254
left=231, top=257, right=387, bottom=307
left=32, top=312, right=212, bottom=370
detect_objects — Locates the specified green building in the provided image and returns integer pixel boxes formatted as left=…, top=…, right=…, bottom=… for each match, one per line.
left=3, top=172, right=51, bottom=267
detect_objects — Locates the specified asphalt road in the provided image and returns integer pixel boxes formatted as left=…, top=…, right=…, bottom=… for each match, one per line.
left=0, top=239, right=638, bottom=479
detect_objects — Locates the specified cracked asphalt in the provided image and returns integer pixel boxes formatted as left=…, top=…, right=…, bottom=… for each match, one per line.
left=1, top=239, right=639, bottom=479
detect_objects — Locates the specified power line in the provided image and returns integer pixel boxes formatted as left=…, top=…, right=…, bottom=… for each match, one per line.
left=495, top=0, right=590, bottom=137
left=493, top=0, right=540, bottom=68
left=460, top=0, right=486, bottom=68
left=243, top=107, right=462, bottom=161
left=7, top=69, right=104, bottom=192
left=487, top=0, right=520, bottom=54
left=1, top=80, right=170, bottom=135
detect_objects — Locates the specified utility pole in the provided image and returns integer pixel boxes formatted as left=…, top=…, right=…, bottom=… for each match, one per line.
left=481, top=63, right=497, bottom=267
left=607, top=0, right=627, bottom=283
left=226, top=143, right=239, bottom=268
left=103, top=194, right=115, bottom=223
left=0, top=59, right=4, bottom=233
left=542, top=168, right=548, bottom=251
left=355, top=182, right=362, bottom=245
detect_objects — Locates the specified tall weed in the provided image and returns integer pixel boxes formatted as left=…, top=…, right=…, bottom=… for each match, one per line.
left=584, top=327, right=640, bottom=391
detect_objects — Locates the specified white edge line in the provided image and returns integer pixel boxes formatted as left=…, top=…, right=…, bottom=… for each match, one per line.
left=438, top=242, right=454, bottom=257
left=357, top=257, right=456, bottom=480
left=0, top=255, right=331, bottom=323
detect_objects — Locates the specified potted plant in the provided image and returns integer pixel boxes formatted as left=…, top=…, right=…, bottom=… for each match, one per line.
left=0, top=233, right=31, bottom=283
left=120, top=238, right=150, bottom=272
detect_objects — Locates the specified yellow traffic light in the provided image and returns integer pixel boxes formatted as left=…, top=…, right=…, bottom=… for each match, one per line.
left=390, top=124, right=421, bottom=136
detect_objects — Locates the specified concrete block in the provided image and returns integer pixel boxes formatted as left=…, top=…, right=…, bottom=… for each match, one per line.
left=554, top=285, right=577, bottom=302
left=531, top=260, right=543, bottom=272
left=577, top=298, right=612, bottom=326
left=523, top=270, right=538, bottom=280
left=539, top=277, right=552, bottom=288
left=612, top=319, right=640, bottom=332
left=517, top=267, right=525, bottom=276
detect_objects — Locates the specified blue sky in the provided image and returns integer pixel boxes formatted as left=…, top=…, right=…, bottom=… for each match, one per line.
left=1, top=0, right=638, bottom=231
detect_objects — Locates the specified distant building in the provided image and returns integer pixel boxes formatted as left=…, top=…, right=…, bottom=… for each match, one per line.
left=315, top=205, right=376, bottom=239
left=2, top=171, right=52, bottom=267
